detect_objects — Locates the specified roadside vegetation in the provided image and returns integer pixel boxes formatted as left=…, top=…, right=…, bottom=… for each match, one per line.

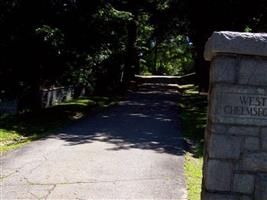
left=0, top=96, right=117, bottom=152
left=179, top=84, right=208, bottom=200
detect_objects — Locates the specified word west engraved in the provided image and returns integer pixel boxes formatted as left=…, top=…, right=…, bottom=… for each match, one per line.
left=223, top=94, right=267, bottom=118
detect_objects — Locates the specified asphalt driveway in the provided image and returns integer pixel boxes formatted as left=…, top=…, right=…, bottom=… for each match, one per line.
left=1, top=84, right=187, bottom=199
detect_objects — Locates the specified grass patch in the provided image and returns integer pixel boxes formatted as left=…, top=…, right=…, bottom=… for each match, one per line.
left=185, top=153, right=203, bottom=200
left=179, top=84, right=208, bottom=200
left=0, top=96, right=118, bottom=152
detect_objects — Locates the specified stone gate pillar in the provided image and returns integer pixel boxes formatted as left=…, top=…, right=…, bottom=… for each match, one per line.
left=202, top=31, right=267, bottom=200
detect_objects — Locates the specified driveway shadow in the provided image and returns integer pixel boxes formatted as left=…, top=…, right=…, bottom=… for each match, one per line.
left=51, top=85, right=184, bottom=156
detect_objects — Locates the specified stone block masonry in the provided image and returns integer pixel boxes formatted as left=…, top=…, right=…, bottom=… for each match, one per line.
left=202, top=31, right=267, bottom=200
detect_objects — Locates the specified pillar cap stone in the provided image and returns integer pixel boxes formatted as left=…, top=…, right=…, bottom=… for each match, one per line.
left=204, top=31, right=267, bottom=61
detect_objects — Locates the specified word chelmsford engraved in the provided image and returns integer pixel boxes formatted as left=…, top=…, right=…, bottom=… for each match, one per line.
left=223, top=95, right=267, bottom=117
left=212, top=90, right=267, bottom=125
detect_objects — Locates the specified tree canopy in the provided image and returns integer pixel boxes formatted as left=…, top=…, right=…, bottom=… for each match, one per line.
left=0, top=0, right=266, bottom=102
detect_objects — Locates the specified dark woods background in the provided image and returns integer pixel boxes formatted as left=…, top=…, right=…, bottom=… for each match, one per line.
left=0, top=0, right=266, bottom=104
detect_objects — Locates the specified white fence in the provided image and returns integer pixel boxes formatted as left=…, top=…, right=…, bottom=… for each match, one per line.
left=0, top=86, right=75, bottom=114
left=40, top=86, right=74, bottom=108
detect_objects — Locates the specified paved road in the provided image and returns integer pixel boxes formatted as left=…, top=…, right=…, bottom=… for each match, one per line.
left=1, top=84, right=187, bottom=199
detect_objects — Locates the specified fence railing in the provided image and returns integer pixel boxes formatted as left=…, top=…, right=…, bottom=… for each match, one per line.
left=40, top=86, right=74, bottom=108
left=0, top=86, right=75, bottom=114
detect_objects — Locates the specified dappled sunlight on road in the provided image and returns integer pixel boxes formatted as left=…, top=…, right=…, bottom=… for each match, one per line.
left=51, top=84, right=184, bottom=155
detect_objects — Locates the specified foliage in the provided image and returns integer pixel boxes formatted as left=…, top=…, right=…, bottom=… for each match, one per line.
left=35, top=25, right=64, bottom=54
left=0, top=0, right=266, bottom=99
left=141, top=35, right=194, bottom=75
left=0, top=1, right=194, bottom=100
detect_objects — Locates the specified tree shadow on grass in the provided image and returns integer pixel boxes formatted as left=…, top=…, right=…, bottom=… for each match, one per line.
left=179, top=92, right=208, bottom=158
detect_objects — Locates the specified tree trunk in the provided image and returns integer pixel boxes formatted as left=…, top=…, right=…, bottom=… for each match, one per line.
left=154, top=43, right=158, bottom=74
left=191, top=32, right=211, bottom=92
left=123, top=17, right=139, bottom=86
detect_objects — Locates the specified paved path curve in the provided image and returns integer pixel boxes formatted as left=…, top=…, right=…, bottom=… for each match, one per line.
left=1, top=84, right=187, bottom=199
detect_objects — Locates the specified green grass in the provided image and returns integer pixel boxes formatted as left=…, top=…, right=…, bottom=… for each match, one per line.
left=0, top=129, right=30, bottom=152
left=179, top=84, right=207, bottom=200
left=185, top=153, right=203, bottom=200
left=0, top=96, right=118, bottom=153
